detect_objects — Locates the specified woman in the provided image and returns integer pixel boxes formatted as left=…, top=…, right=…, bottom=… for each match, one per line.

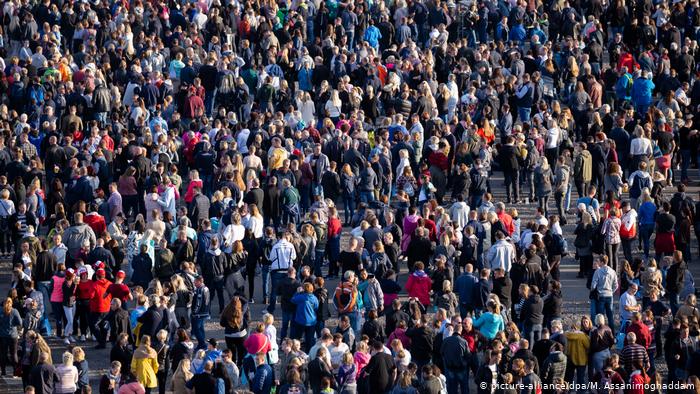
left=55, top=351, right=79, bottom=394
left=325, top=90, right=342, bottom=123
left=405, top=261, right=432, bottom=307
left=676, top=294, right=700, bottom=321
left=300, top=224, right=317, bottom=269
left=291, top=283, right=320, bottom=352
left=340, top=164, right=356, bottom=226
left=574, top=212, right=595, bottom=278
left=126, top=215, right=147, bottom=272
left=534, top=157, right=553, bottom=217
left=73, top=346, right=90, bottom=391
left=604, top=162, right=624, bottom=200
left=0, top=189, right=16, bottom=256
left=473, top=300, right=505, bottom=340
left=602, top=207, right=622, bottom=271
left=111, top=333, right=134, bottom=376
left=170, top=358, right=194, bottom=394
left=590, top=313, right=615, bottom=375
left=62, top=268, right=77, bottom=345
left=168, top=329, right=194, bottom=377
left=99, top=361, right=123, bottom=394
left=0, top=297, right=21, bottom=376
left=170, top=275, right=192, bottom=330
left=542, top=280, right=563, bottom=328
left=220, top=295, right=250, bottom=365
left=118, top=167, right=139, bottom=219
left=153, top=330, right=170, bottom=394
left=131, top=334, right=159, bottom=394
left=396, top=166, right=418, bottom=204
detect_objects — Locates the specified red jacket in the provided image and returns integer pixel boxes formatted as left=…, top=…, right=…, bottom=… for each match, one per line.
left=497, top=212, right=515, bottom=236
left=90, top=278, right=113, bottom=313
left=626, top=321, right=652, bottom=349
left=84, top=213, right=106, bottom=236
left=327, top=217, right=342, bottom=238
left=406, top=271, right=432, bottom=306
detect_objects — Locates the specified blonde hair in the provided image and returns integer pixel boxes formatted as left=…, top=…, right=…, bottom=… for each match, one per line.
left=62, top=351, right=74, bottom=366
left=263, top=313, right=274, bottom=325
left=72, top=347, right=85, bottom=362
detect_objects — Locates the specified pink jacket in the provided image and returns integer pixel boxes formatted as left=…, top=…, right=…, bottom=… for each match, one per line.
left=50, top=274, right=65, bottom=303
left=405, top=271, right=432, bottom=306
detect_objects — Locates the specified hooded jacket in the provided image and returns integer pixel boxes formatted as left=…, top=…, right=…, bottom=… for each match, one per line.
left=541, top=351, right=567, bottom=383
left=201, top=247, right=228, bottom=282
left=291, top=292, right=319, bottom=326
left=358, top=277, right=384, bottom=311
left=131, top=345, right=159, bottom=388
left=405, top=270, right=432, bottom=306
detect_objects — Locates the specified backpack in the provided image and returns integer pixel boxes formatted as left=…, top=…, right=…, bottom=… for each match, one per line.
left=550, top=232, right=567, bottom=256
left=619, top=215, right=637, bottom=240
left=591, top=223, right=606, bottom=254
left=334, top=282, right=357, bottom=314
left=629, top=174, right=650, bottom=199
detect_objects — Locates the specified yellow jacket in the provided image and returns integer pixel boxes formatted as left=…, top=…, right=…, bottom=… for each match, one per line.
left=131, top=346, right=159, bottom=388
left=565, top=331, right=590, bottom=366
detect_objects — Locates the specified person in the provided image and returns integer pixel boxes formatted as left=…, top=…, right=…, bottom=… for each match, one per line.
left=220, top=295, right=250, bottom=366
left=590, top=256, right=618, bottom=332
left=292, top=283, right=320, bottom=352
left=0, top=297, right=22, bottom=376
left=441, top=322, right=470, bottom=394
left=72, top=347, right=89, bottom=392
left=130, top=334, right=159, bottom=394
left=29, top=352, right=58, bottom=394
left=99, top=361, right=123, bottom=394
left=191, top=276, right=211, bottom=350
left=362, top=340, right=396, bottom=394
left=54, top=351, right=79, bottom=394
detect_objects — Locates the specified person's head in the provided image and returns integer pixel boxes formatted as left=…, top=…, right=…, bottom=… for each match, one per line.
left=62, top=351, right=74, bottom=367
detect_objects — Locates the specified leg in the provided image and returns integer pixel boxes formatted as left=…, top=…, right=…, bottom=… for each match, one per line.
left=261, top=265, right=270, bottom=302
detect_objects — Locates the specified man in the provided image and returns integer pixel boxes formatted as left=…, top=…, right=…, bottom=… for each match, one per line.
left=515, top=73, right=535, bottom=123
left=620, top=282, right=640, bottom=329
left=363, top=340, right=396, bottom=393
left=590, top=256, right=618, bottom=332
left=499, top=136, right=521, bottom=203
left=385, top=299, right=410, bottom=336
left=188, top=187, right=211, bottom=228
left=441, top=323, right=471, bottom=394
left=191, top=276, right=211, bottom=350
left=268, top=233, right=297, bottom=314
left=89, top=268, right=111, bottom=343
left=553, top=155, right=570, bottom=224
left=59, top=212, right=97, bottom=263
left=455, top=264, right=479, bottom=317
left=486, top=231, right=516, bottom=273
left=541, top=342, right=567, bottom=386
left=335, top=315, right=357, bottom=351
left=406, top=315, right=434, bottom=371
left=492, top=268, right=512, bottom=319
left=137, top=295, right=163, bottom=342
left=621, top=332, right=650, bottom=374
left=96, top=298, right=130, bottom=348
left=29, top=352, right=58, bottom=394
left=625, top=312, right=651, bottom=349
left=334, top=270, right=361, bottom=334
left=187, top=360, right=217, bottom=393
left=666, top=250, right=687, bottom=316
left=475, top=349, right=501, bottom=394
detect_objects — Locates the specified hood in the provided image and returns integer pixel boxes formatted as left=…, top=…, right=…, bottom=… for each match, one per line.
left=549, top=351, right=566, bottom=362
left=208, top=248, right=221, bottom=256
left=134, top=346, right=157, bottom=359
left=580, top=150, right=591, bottom=159
left=412, top=270, right=428, bottom=278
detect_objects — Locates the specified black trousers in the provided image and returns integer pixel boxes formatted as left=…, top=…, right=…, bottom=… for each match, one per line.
left=0, top=337, right=18, bottom=374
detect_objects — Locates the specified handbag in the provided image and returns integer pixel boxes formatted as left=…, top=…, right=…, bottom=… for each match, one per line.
left=589, top=288, right=599, bottom=301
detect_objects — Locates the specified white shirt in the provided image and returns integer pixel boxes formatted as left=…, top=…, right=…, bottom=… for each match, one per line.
left=620, top=291, right=638, bottom=322
left=546, top=127, right=561, bottom=149
left=269, top=239, right=297, bottom=271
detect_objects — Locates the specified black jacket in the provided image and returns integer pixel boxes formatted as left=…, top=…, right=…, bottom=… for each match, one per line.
left=405, top=326, right=433, bottom=362
left=278, top=276, right=301, bottom=313
left=475, top=363, right=500, bottom=394
left=188, top=193, right=211, bottom=228
left=521, top=294, right=544, bottom=326
left=492, top=276, right=513, bottom=309
left=441, top=333, right=470, bottom=370
left=137, top=305, right=163, bottom=340
left=29, top=362, right=58, bottom=394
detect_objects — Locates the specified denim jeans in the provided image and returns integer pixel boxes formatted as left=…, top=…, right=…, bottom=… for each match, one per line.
left=504, top=171, right=519, bottom=202
left=592, top=349, right=610, bottom=374
left=669, top=292, right=680, bottom=316
left=192, top=316, right=207, bottom=350
left=343, top=194, right=355, bottom=225
left=52, top=301, right=64, bottom=336
left=359, top=191, right=375, bottom=204
left=313, top=250, right=325, bottom=277
left=267, top=271, right=288, bottom=314
left=596, top=296, right=615, bottom=333
left=281, top=309, right=294, bottom=340
left=445, top=368, right=470, bottom=394
left=261, top=265, right=271, bottom=300
left=328, top=235, right=341, bottom=277
left=639, top=223, right=654, bottom=258
left=680, top=149, right=691, bottom=181
left=524, top=324, right=542, bottom=345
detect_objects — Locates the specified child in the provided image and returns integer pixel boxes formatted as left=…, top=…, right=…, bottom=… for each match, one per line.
left=263, top=313, right=279, bottom=364
left=73, top=347, right=90, bottom=392
left=320, top=376, right=336, bottom=394
left=205, top=338, right=222, bottom=364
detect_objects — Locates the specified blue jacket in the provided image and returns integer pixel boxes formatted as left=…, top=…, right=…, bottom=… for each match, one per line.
left=615, top=73, right=633, bottom=100
left=455, top=273, right=478, bottom=304
left=298, top=67, right=313, bottom=92
left=631, top=77, right=655, bottom=107
left=638, top=201, right=657, bottom=226
left=472, top=312, right=505, bottom=340
left=291, top=292, right=319, bottom=326
left=510, top=24, right=527, bottom=42
left=364, top=26, right=381, bottom=49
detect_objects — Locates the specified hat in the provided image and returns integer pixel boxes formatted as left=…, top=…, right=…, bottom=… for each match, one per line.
left=96, top=268, right=106, bottom=277
left=207, top=338, right=218, bottom=347
left=94, top=261, right=105, bottom=269
left=78, top=267, right=88, bottom=276
left=23, top=298, right=34, bottom=308
left=116, top=270, right=126, bottom=279
left=66, top=268, right=75, bottom=277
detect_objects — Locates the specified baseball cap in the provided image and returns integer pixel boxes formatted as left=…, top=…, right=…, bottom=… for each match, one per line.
left=96, top=268, right=106, bottom=277
left=66, top=268, right=75, bottom=277
left=78, top=267, right=88, bottom=276
left=116, top=270, right=126, bottom=279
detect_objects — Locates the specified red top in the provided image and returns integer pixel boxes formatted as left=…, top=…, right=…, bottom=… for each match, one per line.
left=106, top=283, right=130, bottom=304
left=626, top=321, right=652, bottom=349
left=84, top=213, right=106, bottom=236
left=327, top=217, right=342, bottom=238
left=76, top=280, right=95, bottom=301
left=90, top=278, right=113, bottom=313
left=497, top=211, right=515, bottom=236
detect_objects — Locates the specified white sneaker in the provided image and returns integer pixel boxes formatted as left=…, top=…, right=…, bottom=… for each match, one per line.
left=89, top=335, right=96, bottom=341
left=79, top=335, right=86, bottom=342
left=69, top=336, right=77, bottom=343
left=63, top=338, right=70, bottom=345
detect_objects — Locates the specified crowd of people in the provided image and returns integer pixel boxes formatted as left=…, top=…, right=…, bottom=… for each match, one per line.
left=0, top=0, right=698, bottom=391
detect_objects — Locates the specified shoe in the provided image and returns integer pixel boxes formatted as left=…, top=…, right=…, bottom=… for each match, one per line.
left=250, top=298, right=255, bottom=304
left=263, top=297, right=268, bottom=304
left=79, top=335, right=86, bottom=342
left=90, top=335, right=96, bottom=341
left=63, top=338, right=70, bottom=345
left=69, top=336, right=77, bottom=343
